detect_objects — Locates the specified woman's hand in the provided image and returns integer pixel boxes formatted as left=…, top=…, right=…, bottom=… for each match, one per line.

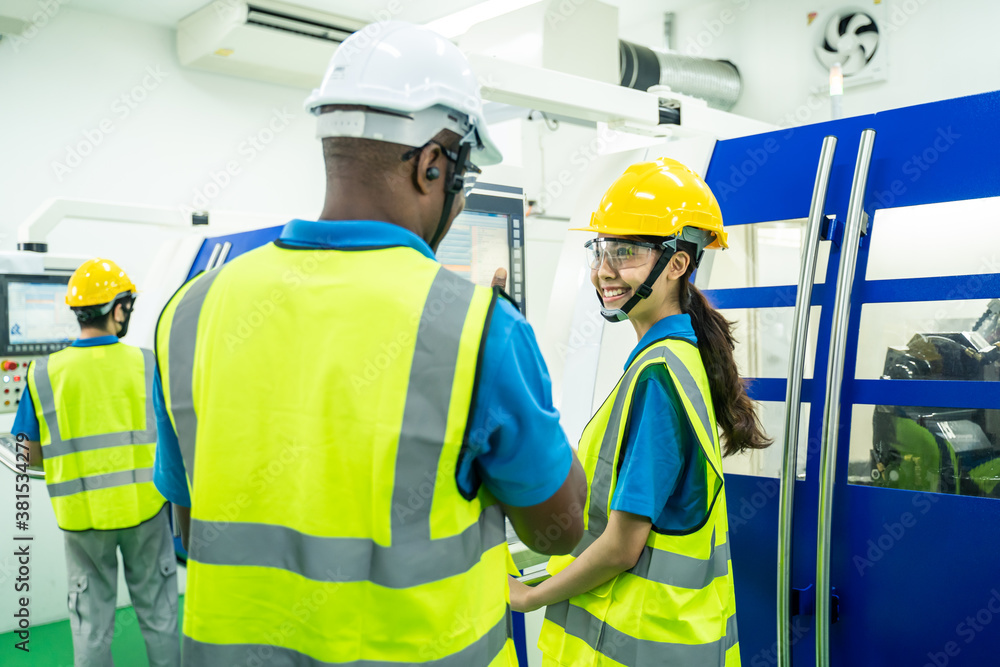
left=509, top=575, right=542, bottom=613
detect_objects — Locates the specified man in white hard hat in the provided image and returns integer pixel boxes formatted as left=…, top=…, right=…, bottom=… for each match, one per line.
left=152, top=21, right=585, bottom=665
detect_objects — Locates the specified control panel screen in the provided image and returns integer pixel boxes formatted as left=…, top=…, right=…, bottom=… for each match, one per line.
left=437, top=187, right=527, bottom=313
left=7, top=282, right=77, bottom=346
left=438, top=211, right=511, bottom=288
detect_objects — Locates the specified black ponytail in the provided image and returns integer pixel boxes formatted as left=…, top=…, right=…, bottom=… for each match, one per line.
left=677, top=262, right=773, bottom=457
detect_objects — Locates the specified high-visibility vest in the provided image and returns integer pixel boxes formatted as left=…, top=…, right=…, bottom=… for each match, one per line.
left=28, top=343, right=164, bottom=532
left=156, top=241, right=517, bottom=666
left=538, top=337, right=740, bottom=667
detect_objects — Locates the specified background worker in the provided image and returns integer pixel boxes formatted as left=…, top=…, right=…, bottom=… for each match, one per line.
left=14, top=258, right=180, bottom=667
left=152, top=21, right=585, bottom=666
left=509, top=159, right=772, bottom=665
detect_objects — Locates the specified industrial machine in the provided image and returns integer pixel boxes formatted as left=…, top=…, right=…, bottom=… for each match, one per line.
left=0, top=253, right=81, bottom=457
left=870, top=299, right=1000, bottom=496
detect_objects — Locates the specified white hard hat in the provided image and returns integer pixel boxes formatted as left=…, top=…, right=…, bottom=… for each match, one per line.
left=304, top=21, right=502, bottom=167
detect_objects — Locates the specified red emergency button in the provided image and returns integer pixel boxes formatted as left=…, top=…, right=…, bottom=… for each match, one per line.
left=13, top=376, right=20, bottom=382
left=1, top=361, right=16, bottom=371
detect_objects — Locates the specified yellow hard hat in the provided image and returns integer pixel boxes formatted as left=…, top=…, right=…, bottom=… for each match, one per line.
left=573, top=157, right=728, bottom=249
left=66, top=258, right=137, bottom=308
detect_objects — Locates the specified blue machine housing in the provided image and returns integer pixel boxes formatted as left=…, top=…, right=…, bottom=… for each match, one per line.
left=705, top=90, right=1000, bottom=665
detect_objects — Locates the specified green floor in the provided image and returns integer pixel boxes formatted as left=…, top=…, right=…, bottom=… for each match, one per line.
left=0, top=596, right=184, bottom=666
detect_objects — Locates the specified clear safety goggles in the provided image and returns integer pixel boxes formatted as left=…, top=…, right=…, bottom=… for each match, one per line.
left=584, top=238, right=664, bottom=271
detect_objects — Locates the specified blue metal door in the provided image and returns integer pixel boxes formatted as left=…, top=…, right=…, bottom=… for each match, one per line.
left=705, top=91, right=1000, bottom=666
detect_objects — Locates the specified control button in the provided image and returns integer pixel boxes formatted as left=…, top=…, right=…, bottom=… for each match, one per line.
left=3, top=389, right=8, bottom=394
left=15, top=388, right=21, bottom=393
left=4, top=401, right=9, bottom=406
left=2, top=376, right=8, bottom=383
left=1, top=361, right=15, bottom=371
left=13, top=376, right=20, bottom=382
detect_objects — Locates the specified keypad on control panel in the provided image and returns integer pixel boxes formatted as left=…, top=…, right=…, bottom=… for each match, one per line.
left=0, top=358, right=38, bottom=413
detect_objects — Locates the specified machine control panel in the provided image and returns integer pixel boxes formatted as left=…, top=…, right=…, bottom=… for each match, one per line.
left=0, top=357, right=40, bottom=414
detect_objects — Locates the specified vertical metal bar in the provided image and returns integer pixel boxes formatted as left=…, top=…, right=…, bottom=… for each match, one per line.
left=816, top=129, right=876, bottom=667
left=777, top=135, right=838, bottom=667
left=216, top=241, right=233, bottom=267
left=205, top=243, right=223, bottom=271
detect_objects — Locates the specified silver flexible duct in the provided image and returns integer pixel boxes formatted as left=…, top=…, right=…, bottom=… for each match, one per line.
left=619, top=40, right=742, bottom=111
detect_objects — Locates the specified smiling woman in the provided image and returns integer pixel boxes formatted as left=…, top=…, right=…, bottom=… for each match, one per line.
left=511, top=157, right=771, bottom=667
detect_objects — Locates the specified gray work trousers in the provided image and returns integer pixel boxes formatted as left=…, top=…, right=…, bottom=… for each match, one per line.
left=64, top=503, right=181, bottom=667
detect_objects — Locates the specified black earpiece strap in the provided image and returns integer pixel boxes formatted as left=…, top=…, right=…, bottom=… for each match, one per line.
left=429, top=142, right=473, bottom=251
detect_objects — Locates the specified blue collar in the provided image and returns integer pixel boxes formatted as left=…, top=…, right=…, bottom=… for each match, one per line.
left=625, top=313, right=698, bottom=369
left=277, top=219, right=436, bottom=260
left=72, top=335, right=118, bottom=348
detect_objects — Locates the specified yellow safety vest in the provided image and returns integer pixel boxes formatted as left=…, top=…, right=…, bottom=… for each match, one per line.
left=156, top=241, right=517, bottom=666
left=28, top=343, right=164, bottom=531
left=538, top=337, right=740, bottom=666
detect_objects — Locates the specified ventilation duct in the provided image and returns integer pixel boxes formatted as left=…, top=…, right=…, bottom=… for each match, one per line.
left=619, top=40, right=742, bottom=111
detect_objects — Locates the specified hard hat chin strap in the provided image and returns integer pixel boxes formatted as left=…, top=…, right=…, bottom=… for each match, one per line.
left=598, top=241, right=677, bottom=323
left=428, top=141, right=473, bottom=251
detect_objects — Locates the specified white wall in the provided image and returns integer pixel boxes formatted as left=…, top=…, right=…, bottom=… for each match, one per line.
left=0, top=7, right=326, bottom=250
left=670, top=0, right=1000, bottom=125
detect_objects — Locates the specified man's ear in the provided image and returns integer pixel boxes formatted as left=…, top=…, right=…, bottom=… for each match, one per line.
left=414, top=143, right=445, bottom=195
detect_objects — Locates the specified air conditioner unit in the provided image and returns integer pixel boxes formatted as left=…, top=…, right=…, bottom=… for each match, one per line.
left=177, top=0, right=365, bottom=89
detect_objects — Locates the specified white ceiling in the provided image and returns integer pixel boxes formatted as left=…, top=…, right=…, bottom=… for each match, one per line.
left=65, top=0, right=487, bottom=27
left=48, top=0, right=701, bottom=32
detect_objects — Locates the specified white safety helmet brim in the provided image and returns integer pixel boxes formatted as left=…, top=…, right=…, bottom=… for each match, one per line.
left=304, top=21, right=502, bottom=167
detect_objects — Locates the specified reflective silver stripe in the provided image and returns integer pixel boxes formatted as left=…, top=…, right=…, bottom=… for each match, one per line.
left=190, top=503, right=505, bottom=588
left=46, top=467, right=155, bottom=498
left=660, top=345, right=717, bottom=452
left=38, top=348, right=158, bottom=459
left=630, top=537, right=731, bottom=589
left=31, top=356, right=61, bottom=445
left=182, top=604, right=511, bottom=666
left=391, top=268, right=476, bottom=541
left=545, top=600, right=738, bottom=667
left=167, top=270, right=223, bottom=487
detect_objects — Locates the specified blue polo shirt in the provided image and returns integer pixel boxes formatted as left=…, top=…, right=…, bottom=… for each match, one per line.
left=610, top=315, right=710, bottom=533
left=152, top=220, right=574, bottom=509
left=11, top=335, right=119, bottom=441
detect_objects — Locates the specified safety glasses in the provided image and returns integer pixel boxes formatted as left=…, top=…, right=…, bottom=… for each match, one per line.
left=584, top=238, right=662, bottom=270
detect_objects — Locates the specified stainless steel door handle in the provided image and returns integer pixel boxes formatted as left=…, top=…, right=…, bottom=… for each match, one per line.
left=777, top=134, right=838, bottom=667
left=816, top=128, right=877, bottom=667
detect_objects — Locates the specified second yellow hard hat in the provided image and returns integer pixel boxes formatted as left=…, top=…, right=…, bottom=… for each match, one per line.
left=66, top=258, right=137, bottom=308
